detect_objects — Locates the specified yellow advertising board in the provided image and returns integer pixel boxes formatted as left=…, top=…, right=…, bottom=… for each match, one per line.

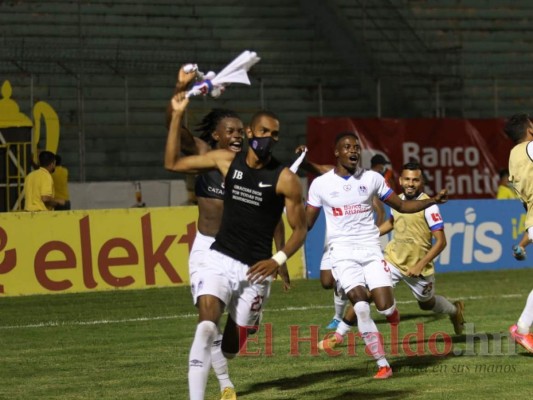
left=0, top=207, right=305, bottom=297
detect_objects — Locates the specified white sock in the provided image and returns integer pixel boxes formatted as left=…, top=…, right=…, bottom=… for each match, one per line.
left=432, top=295, right=457, bottom=315
left=211, top=333, right=233, bottom=391
left=336, top=320, right=353, bottom=336
left=188, top=320, right=217, bottom=400
left=376, top=301, right=396, bottom=317
left=354, top=302, right=388, bottom=366
left=517, top=290, right=533, bottom=334
left=333, top=291, right=346, bottom=320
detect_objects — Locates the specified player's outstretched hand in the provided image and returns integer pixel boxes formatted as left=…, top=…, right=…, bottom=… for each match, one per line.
left=247, top=259, right=279, bottom=284
left=433, top=189, right=448, bottom=204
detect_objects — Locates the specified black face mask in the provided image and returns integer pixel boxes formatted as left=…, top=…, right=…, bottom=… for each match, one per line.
left=249, top=136, right=276, bottom=160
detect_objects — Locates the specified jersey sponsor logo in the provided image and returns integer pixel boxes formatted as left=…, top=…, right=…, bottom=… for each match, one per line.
left=358, top=185, right=368, bottom=195
left=232, top=170, right=243, bottom=180
left=332, top=207, right=343, bottom=216
left=431, top=212, right=442, bottom=222
left=258, top=182, right=272, bottom=188
left=208, top=186, right=224, bottom=195
left=329, top=191, right=340, bottom=198
left=343, top=184, right=352, bottom=191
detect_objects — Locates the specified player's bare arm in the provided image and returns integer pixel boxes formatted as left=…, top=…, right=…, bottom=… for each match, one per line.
left=407, top=229, right=447, bottom=277
left=305, top=202, right=321, bottom=231
left=247, top=169, right=307, bottom=283
left=164, top=93, right=235, bottom=175
left=278, top=169, right=307, bottom=261
left=373, top=196, right=386, bottom=226
left=379, top=218, right=394, bottom=236
left=273, top=219, right=291, bottom=291
left=385, top=188, right=448, bottom=214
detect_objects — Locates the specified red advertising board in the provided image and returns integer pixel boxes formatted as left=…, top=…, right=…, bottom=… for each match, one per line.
left=307, top=118, right=512, bottom=199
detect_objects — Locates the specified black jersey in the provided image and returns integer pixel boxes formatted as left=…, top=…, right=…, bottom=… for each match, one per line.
left=194, top=170, right=225, bottom=200
left=211, top=152, right=285, bottom=265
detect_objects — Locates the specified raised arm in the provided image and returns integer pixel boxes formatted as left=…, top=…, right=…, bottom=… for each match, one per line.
left=165, top=96, right=233, bottom=175
left=164, top=92, right=191, bottom=171
left=165, top=66, right=209, bottom=156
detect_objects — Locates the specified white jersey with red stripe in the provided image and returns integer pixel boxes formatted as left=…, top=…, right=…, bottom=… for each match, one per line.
left=307, top=168, right=393, bottom=248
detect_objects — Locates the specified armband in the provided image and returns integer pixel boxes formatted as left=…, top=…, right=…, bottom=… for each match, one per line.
left=271, top=251, right=288, bottom=266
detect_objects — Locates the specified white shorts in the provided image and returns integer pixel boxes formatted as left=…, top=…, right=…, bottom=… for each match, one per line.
left=387, top=261, right=436, bottom=302
left=189, top=231, right=216, bottom=275
left=192, top=249, right=271, bottom=327
left=528, top=226, right=533, bottom=242
left=329, top=243, right=392, bottom=293
left=320, top=248, right=331, bottom=271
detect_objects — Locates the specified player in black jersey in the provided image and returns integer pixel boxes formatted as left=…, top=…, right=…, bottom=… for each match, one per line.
left=166, top=73, right=307, bottom=400
left=165, top=67, right=245, bottom=400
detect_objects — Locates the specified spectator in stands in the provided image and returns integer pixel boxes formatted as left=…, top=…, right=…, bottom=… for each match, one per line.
left=371, top=153, right=396, bottom=194
left=496, top=168, right=519, bottom=199
left=52, top=154, right=71, bottom=210
left=24, top=151, right=65, bottom=211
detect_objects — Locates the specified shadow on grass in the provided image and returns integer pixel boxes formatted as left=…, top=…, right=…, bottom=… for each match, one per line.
left=239, top=361, right=414, bottom=400
left=376, top=312, right=447, bottom=326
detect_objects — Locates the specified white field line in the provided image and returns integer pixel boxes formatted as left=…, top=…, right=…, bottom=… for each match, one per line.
left=0, top=293, right=523, bottom=330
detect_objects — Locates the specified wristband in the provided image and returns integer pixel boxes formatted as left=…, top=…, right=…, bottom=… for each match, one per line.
left=271, top=251, right=288, bottom=266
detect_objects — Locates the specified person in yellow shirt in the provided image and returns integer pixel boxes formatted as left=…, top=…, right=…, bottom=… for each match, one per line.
left=496, top=168, right=519, bottom=199
left=24, top=151, right=66, bottom=211
left=52, top=154, right=71, bottom=210
left=495, top=167, right=529, bottom=259
left=503, top=113, right=533, bottom=353
left=379, top=162, right=465, bottom=335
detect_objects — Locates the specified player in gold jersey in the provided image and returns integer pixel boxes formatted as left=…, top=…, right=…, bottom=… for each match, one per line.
left=503, top=113, right=533, bottom=353
left=380, top=162, right=465, bottom=335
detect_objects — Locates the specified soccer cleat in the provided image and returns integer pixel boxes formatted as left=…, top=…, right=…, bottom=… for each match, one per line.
left=512, top=245, right=526, bottom=261
left=374, top=366, right=393, bottom=379
left=326, top=318, right=341, bottom=330
left=510, top=324, right=533, bottom=353
left=386, top=308, right=400, bottom=326
left=318, top=332, right=344, bottom=351
left=220, top=387, right=237, bottom=400
left=450, top=300, right=465, bottom=335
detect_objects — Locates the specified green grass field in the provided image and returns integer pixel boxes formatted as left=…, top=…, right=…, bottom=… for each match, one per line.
left=1, top=268, right=532, bottom=399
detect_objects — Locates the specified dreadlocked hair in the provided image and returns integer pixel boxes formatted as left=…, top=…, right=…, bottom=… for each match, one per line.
left=195, top=108, right=241, bottom=148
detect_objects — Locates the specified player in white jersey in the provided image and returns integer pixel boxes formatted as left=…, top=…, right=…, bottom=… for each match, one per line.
left=306, top=132, right=448, bottom=379
left=326, top=161, right=465, bottom=347
left=503, top=113, right=533, bottom=353
left=295, top=147, right=385, bottom=329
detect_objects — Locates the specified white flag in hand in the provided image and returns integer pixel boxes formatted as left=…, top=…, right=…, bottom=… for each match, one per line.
left=186, top=50, right=261, bottom=98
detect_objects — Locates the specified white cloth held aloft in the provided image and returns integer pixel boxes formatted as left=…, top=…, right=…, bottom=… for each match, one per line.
left=186, top=50, right=261, bottom=98
left=289, top=147, right=307, bottom=173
